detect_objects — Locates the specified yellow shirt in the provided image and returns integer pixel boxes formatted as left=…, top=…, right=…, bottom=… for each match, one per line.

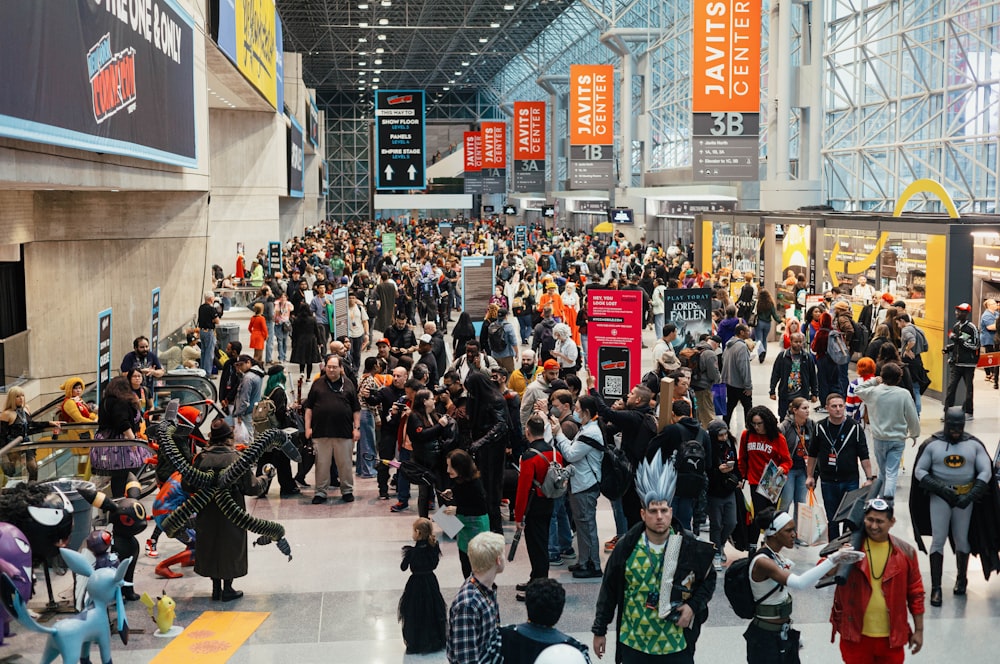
left=862, top=538, right=891, bottom=637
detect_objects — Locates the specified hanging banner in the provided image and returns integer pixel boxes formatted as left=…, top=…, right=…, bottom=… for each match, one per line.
left=569, top=64, right=614, bottom=189
left=462, top=256, right=496, bottom=333
left=692, top=0, right=761, bottom=113
left=268, top=242, right=282, bottom=278
left=515, top=225, right=528, bottom=249
left=287, top=114, right=304, bottom=198
left=151, top=288, right=161, bottom=352
left=481, top=121, right=507, bottom=194
left=307, top=94, right=320, bottom=148
left=375, top=90, right=426, bottom=190
left=587, top=289, right=642, bottom=402
left=97, top=308, right=113, bottom=407
left=0, top=0, right=196, bottom=168
left=513, top=101, right=545, bottom=191
left=463, top=131, right=483, bottom=194
left=662, top=288, right=713, bottom=350
left=235, top=0, right=278, bottom=108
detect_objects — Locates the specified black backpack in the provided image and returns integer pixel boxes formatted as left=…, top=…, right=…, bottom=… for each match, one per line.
left=536, top=323, right=556, bottom=361
left=724, top=548, right=782, bottom=619
left=488, top=320, right=508, bottom=352
left=580, top=434, right=633, bottom=500
left=674, top=432, right=708, bottom=498
left=850, top=320, right=871, bottom=354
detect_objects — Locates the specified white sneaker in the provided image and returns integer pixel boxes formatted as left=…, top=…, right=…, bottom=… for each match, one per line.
left=713, top=553, right=723, bottom=572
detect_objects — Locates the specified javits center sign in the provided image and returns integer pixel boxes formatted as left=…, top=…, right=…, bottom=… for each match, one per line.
left=0, top=0, right=196, bottom=168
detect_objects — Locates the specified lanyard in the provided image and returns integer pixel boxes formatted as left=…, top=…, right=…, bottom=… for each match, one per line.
left=827, top=420, right=849, bottom=460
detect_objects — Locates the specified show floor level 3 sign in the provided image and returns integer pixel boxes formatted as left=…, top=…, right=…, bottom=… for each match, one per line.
left=375, top=90, right=426, bottom=190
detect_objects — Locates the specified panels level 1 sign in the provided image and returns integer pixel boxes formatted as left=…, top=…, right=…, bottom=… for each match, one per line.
left=375, top=90, right=426, bottom=190
left=693, top=137, right=759, bottom=181
left=569, top=144, right=613, bottom=189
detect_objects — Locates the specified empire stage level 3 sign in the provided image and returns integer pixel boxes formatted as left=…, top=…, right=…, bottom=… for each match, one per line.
left=375, top=90, right=426, bottom=190
left=587, top=289, right=642, bottom=402
left=691, top=0, right=761, bottom=182
left=569, top=65, right=614, bottom=190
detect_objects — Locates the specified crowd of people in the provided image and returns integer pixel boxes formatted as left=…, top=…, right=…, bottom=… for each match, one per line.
left=4, top=216, right=1000, bottom=664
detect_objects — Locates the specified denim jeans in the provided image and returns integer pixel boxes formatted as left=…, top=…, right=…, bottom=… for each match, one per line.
left=754, top=321, right=773, bottom=355
left=820, top=478, right=859, bottom=539
left=275, top=324, right=289, bottom=362
left=911, top=384, right=922, bottom=415
left=199, top=329, right=216, bottom=374
left=653, top=313, right=665, bottom=338
left=518, top=314, right=533, bottom=344
left=548, top=495, right=574, bottom=556
left=671, top=496, right=695, bottom=531
left=873, top=438, right=905, bottom=498
left=356, top=409, right=377, bottom=477
left=265, top=320, right=275, bottom=363
left=779, top=468, right=809, bottom=519
left=610, top=496, right=627, bottom=537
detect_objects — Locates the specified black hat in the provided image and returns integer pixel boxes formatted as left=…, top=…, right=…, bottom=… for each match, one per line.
left=210, top=418, right=233, bottom=445
left=267, top=364, right=285, bottom=376
left=237, top=354, right=254, bottom=364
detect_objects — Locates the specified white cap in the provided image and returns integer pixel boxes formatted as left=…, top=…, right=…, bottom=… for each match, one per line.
left=418, top=333, right=433, bottom=344
left=535, top=644, right=588, bottom=664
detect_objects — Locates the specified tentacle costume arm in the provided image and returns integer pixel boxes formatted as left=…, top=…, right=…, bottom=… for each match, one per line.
left=214, top=491, right=291, bottom=558
left=161, top=488, right=213, bottom=539
left=157, top=422, right=214, bottom=490
left=218, top=429, right=287, bottom=487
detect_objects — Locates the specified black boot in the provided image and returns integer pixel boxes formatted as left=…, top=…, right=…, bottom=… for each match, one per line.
left=211, top=577, right=222, bottom=601
left=220, top=578, right=244, bottom=602
left=930, top=552, right=944, bottom=606
left=954, top=551, right=970, bottom=595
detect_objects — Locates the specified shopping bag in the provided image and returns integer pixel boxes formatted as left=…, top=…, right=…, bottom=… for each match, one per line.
left=233, top=419, right=251, bottom=446
left=729, top=490, right=753, bottom=552
left=797, top=489, right=828, bottom=546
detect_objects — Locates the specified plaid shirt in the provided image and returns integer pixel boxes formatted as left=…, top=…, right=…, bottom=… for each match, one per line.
left=447, top=575, right=501, bottom=664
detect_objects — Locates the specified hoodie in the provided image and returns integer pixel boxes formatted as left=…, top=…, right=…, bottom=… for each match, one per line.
left=721, top=336, right=752, bottom=390
left=59, top=376, right=98, bottom=423
left=233, top=365, right=265, bottom=427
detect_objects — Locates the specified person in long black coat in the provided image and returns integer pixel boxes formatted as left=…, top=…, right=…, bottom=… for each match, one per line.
left=465, top=371, right=510, bottom=534
left=191, top=419, right=270, bottom=601
left=290, top=303, right=322, bottom=379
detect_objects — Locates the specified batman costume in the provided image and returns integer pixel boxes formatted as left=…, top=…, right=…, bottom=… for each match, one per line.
left=910, top=407, right=1000, bottom=607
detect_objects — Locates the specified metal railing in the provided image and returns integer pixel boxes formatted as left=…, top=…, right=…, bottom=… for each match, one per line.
left=0, top=329, right=30, bottom=391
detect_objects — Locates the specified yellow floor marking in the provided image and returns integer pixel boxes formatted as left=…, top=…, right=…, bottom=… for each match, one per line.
left=149, top=611, right=270, bottom=663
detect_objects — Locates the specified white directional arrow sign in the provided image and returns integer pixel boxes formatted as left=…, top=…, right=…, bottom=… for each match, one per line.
left=408, top=164, right=417, bottom=181
left=384, top=164, right=394, bottom=180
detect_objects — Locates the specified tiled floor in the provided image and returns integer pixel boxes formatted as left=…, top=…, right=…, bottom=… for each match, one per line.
left=8, top=316, right=1000, bottom=663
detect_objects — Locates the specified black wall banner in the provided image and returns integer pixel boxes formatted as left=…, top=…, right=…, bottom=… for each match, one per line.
left=268, top=242, right=282, bottom=277
left=287, top=114, right=304, bottom=197
left=97, top=308, right=113, bottom=406
left=151, top=288, right=160, bottom=351
left=307, top=95, right=320, bottom=148
left=0, top=0, right=197, bottom=168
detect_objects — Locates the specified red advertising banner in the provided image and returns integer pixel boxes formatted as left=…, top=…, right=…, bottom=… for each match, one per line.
left=463, top=131, right=482, bottom=172
left=481, top=121, right=507, bottom=169
left=569, top=64, right=614, bottom=146
left=513, top=101, right=545, bottom=160
left=692, top=0, right=761, bottom=113
left=586, top=289, right=643, bottom=402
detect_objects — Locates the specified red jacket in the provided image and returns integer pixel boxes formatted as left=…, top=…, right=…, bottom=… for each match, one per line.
left=738, top=430, right=792, bottom=485
left=831, top=535, right=925, bottom=649
left=514, top=444, right=562, bottom=523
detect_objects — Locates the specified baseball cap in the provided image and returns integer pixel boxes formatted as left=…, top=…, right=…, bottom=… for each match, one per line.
left=542, top=359, right=560, bottom=371
left=955, top=302, right=971, bottom=311
left=709, top=335, right=723, bottom=344
left=418, top=333, right=433, bottom=344
left=376, top=338, right=390, bottom=346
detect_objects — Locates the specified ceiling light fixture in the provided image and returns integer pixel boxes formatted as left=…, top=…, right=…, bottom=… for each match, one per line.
left=491, top=22, right=500, bottom=28
left=358, top=37, right=367, bottom=42
left=375, top=47, right=384, bottom=53
left=359, top=21, right=368, bottom=27
left=381, top=0, right=391, bottom=5
left=461, top=61, right=469, bottom=66
left=372, top=84, right=379, bottom=89
left=377, top=34, right=387, bottom=40
left=504, top=3, right=515, bottom=8
left=374, top=58, right=382, bottom=64
left=359, top=61, right=367, bottom=66
left=443, top=86, right=450, bottom=90
left=358, top=2, right=368, bottom=7
left=478, top=37, right=488, bottom=43
left=372, top=77, right=380, bottom=82
left=374, top=69, right=381, bottom=74
left=378, top=18, right=388, bottom=25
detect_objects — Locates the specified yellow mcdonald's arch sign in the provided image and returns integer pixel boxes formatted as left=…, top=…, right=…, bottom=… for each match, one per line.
left=827, top=179, right=960, bottom=287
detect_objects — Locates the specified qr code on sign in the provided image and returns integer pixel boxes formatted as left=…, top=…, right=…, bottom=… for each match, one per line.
left=603, top=375, right=623, bottom=397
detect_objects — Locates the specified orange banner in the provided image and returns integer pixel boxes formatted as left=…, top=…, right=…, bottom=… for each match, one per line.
left=481, top=122, right=507, bottom=169
left=692, top=0, right=761, bottom=113
left=513, top=101, right=546, bottom=160
left=569, top=64, right=614, bottom=145
left=463, top=131, right=481, bottom=172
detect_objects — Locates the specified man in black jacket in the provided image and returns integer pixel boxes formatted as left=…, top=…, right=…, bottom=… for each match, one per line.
left=768, top=332, right=818, bottom=417
left=592, top=454, right=716, bottom=663
left=365, top=365, right=408, bottom=501
left=645, top=400, right=711, bottom=531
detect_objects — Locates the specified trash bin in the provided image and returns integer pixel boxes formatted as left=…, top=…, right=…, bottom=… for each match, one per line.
left=41, top=478, right=95, bottom=552
left=216, top=322, right=240, bottom=350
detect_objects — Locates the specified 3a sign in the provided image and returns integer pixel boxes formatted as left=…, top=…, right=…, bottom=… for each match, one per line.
left=513, top=101, right=545, bottom=191
left=375, top=90, right=426, bottom=190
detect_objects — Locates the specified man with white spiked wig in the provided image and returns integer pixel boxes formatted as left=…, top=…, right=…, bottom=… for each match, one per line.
left=591, top=453, right=717, bottom=663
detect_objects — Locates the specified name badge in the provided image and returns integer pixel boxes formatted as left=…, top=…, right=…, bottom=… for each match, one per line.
left=827, top=453, right=838, bottom=467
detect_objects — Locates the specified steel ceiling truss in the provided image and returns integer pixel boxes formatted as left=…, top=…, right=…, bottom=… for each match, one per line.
left=824, top=0, right=1000, bottom=212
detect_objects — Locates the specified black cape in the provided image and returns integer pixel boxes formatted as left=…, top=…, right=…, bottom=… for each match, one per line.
left=909, top=433, right=1000, bottom=580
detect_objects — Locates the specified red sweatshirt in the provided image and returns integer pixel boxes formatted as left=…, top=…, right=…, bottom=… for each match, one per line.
left=738, top=430, right=792, bottom=485
left=515, top=444, right=563, bottom=523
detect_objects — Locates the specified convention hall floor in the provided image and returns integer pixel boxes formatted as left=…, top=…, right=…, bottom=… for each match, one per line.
left=8, top=311, right=1000, bottom=663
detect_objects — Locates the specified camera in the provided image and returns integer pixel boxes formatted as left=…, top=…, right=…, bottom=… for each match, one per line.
left=432, top=385, right=447, bottom=396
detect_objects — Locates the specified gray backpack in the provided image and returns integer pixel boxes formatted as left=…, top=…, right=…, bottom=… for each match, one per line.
left=527, top=448, right=573, bottom=499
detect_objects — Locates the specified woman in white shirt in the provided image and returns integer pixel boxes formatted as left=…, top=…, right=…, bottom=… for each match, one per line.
left=550, top=323, right=579, bottom=378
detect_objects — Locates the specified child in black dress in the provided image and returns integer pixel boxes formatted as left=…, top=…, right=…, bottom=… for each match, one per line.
left=398, top=517, right=447, bottom=654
